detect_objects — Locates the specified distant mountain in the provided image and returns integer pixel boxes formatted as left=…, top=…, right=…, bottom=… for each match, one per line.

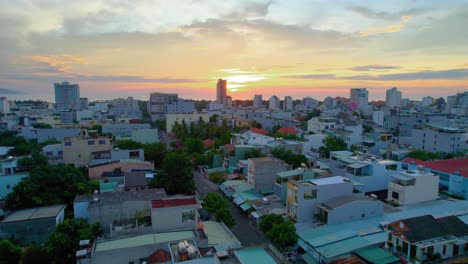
left=0, top=88, right=21, bottom=94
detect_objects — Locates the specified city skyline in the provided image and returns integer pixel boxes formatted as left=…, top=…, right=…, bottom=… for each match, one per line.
left=1, top=1, right=468, bottom=101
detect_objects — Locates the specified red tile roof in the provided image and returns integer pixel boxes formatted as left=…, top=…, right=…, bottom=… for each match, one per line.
left=277, top=126, right=297, bottom=134
left=402, top=157, right=468, bottom=177
left=249, top=127, right=268, bottom=135
left=224, top=144, right=235, bottom=152
left=203, top=139, right=215, bottom=148
left=152, top=197, right=197, bottom=208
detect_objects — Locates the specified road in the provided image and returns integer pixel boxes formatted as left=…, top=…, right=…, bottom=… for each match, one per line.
left=193, top=170, right=266, bottom=247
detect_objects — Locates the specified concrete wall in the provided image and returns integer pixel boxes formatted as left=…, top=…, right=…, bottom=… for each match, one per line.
left=248, top=158, right=289, bottom=192
left=151, top=204, right=199, bottom=233
left=0, top=173, right=28, bottom=199
left=326, top=200, right=383, bottom=225
left=88, top=161, right=154, bottom=179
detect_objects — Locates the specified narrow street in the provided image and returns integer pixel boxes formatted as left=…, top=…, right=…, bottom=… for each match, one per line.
left=193, top=170, right=266, bottom=247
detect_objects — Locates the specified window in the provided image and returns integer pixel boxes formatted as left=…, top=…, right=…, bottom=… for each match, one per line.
left=58, top=151, right=63, bottom=156
left=46, top=151, right=53, bottom=156
left=392, top=191, right=399, bottom=200
left=304, top=190, right=317, bottom=200
left=6, top=184, right=10, bottom=189
left=361, top=213, right=366, bottom=218
left=182, top=210, right=195, bottom=222
left=88, top=140, right=95, bottom=145
left=443, top=245, right=446, bottom=255
left=99, top=140, right=106, bottom=145
left=64, top=141, right=72, bottom=146
left=402, top=163, right=408, bottom=170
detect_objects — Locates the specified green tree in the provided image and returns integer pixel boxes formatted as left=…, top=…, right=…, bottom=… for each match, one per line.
left=143, top=143, right=167, bottom=168
left=319, top=135, right=347, bottom=158
left=216, top=207, right=236, bottom=227
left=251, top=120, right=262, bottom=128
left=0, top=240, right=21, bottom=264
left=266, top=221, right=298, bottom=251
left=116, top=140, right=143, bottom=149
left=259, top=214, right=284, bottom=233
left=32, top=123, right=53, bottom=129
left=184, top=138, right=204, bottom=154
left=244, top=148, right=265, bottom=159
left=17, top=152, right=48, bottom=171
left=90, top=125, right=103, bottom=135
left=21, top=244, right=50, bottom=264
left=270, top=148, right=308, bottom=169
left=156, top=151, right=195, bottom=194
left=4, top=164, right=98, bottom=211
left=45, top=218, right=102, bottom=264
left=202, top=192, right=230, bottom=213
left=407, top=150, right=441, bottom=161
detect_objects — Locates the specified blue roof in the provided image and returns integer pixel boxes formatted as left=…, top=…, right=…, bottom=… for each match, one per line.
left=234, top=247, right=277, bottom=264
left=297, top=199, right=468, bottom=260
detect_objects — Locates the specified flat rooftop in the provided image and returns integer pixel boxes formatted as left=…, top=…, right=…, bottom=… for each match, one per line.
left=95, top=230, right=195, bottom=252
left=309, top=176, right=347, bottom=186
left=2, top=204, right=66, bottom=223
left=74, top=188, right=166, bottom=206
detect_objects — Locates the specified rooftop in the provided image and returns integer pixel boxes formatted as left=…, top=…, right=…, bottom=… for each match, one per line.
left=322, top=196, right=379, bottom=210
left=234, top=247, right=277, bottom=264
left=202, top=221, right=242, bottom=251
left=402, top=157, right=468, bottom=177
left=249, top=128, right=268, bottom=135
left=309, top=176, right=348, bottom=186
left=2, top=204, right=66, bottom=223
left=74, top=188, right=166, bottom=206
left=152, top=197, right=198, bottom=209
left=95, top=230, right=195, bottom=252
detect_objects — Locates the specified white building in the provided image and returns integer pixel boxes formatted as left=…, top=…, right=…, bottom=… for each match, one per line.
left=421, top=96, right=434, bottom=107
left=166, top=112, right=210, bottom=132
left=207, top=101, right=225, bottom=111
left=269, top=95, right=280, bottom=110
left=253, top=94, right=263, bottom=109
left=387, top=169, right=439, bottom=205
left=0, top=97, right=10, bottom=115
left=283, top=96, right=293, bottom=111
left=307, top=116, right=336, bottom=134
left=148, top=92, right=178, bottom=121
left=350, top=88, right=369, bottom=109
left=54, top=82, right=80, bottom=110
left=303, top=97, right=318, bottom=111
left=373, top=110, right=384, bottom=127
left=410, top=124, right=467, bottom=153
left=386, top=87, right=402, bottom=108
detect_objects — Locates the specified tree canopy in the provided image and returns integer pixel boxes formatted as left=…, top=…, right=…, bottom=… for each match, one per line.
left=153, top=151, right=195, bottom=194
left=244, top=148, right=265, bottom=159
left=115, top=140, right=143, bottom=150
left=0, top=240, right=21, bottom=264
left=4, top=164, right=98, bottom=211
left=259, top=214, right=297, bottom=251
left=143, top=143, right=167, bottom=169
left=270, top=148, right=308, bottom=169
left=319, top=135, right=347, bottom=158
left=202, top=192, right=236, bottom=227
left=407, top=149, right=441, bottom=161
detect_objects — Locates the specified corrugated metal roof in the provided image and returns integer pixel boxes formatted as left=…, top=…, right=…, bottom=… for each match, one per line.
left=234, top=247, right=277, bottom=264
left=355, top=247, right=400, bottom=264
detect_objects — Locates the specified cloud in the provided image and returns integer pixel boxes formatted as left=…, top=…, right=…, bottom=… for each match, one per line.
left=4, top=74, right=199, bottom=83
left=284, top=68, right=468, bottom=81
left=359, top=16, right=411, bottom=37
left=348, top=6, right=428, bottom=21
left=0, top=88, right=22, bottom=94
left=349, top=65, right=400, bottom=71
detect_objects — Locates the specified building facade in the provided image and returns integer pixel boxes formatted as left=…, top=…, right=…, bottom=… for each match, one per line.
left=216, top=79, right=227, bottom=106
left=54, top=82, right=80, bottom=110
left=386, top=87, right=402, bottom=108
left=350, top=88, right=369, bottom=109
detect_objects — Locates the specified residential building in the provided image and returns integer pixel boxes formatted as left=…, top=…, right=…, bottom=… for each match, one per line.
left=102, top=123, right=150, bottom=137
left=124, top=171, right=148, bottom=191
left=373, top=110, right=384, bottom=126
left=0, top=157, right=29, bottom=199
left=90, top=148, right=144, bottom=165
left=79, top=97, right=89, bottom=110
left=410, top=124, right=467, bottom=153
left=166, top=112, right=209, bottom=132
left=386, top=87, right=402, bottom=108
left=421, top=96, right=434, bottom=107
left=148, top=92, right=178, bottom=121
left=286, top=176, right=354, bottom=222
left=269, top=95, right=280, bottom=110
left=387, top=169, right=439, bottom=205
left=226, top=96, right=232, bottom=108
left=402, top=157, right=468, bottom=199
left=216, top=79, right=227, bottom=106
left=384, top=215, right=468, bottom=263
left=128, top=129, right=159, bottom=144
left=151, top=196, right=200, bottom=233
left=296, top=198, right=468, bottom=264
left=42, top=144, right=64, bottom=165
left=350, top=88, right=369, bottom=109
left=253, top=94, right=263, bottom=109
left=165, top=99, right=195, bottom=115
left=207, top=101, right=225, bottom=111
left=330, top=151, right=402, bottom=193
left=247, top=157, right=290, bottom=193
left=88, top=160, right=154, bottom=179
left=0, top=204, right=65, bottom=244
left=284, top=96, right=293, bottom=111
left=108, top=97, right=141, bottom=118
left=54, top=82, right=80, bottom=110
left=315, top=195, right=384, bottom=225
left=303, top=97, right=318, bottom=111
left=446, top=91, right=468, bottom=114
left=274, top=168, right=316, bottom=204
left=60, top=109, right=76, bottom=123
left=62, top=130, right=113, bottom=167
left=307, top=116, right=336, bottom=134
left=0, top=97, right=10, bottom=115
left=74, top=189, right=166, bottom=235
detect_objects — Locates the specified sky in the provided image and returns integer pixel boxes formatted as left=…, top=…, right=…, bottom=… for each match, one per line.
left=0, top=0, right=468, bottom=102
